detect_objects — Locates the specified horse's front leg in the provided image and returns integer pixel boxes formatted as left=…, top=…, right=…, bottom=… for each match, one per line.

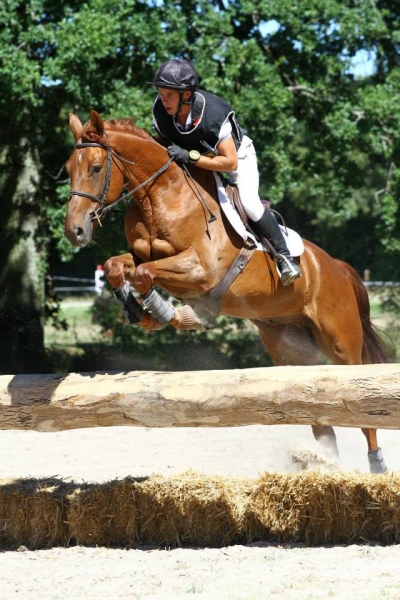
left=104, top=251, right=203, bottom=331
left=104, top=252, right=137, bottom=290
left=131, top=248, right=208, bottom=330
left=103, top=252, right=159, bottom=330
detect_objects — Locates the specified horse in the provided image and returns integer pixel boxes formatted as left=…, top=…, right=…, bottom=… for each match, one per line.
left=64, top=110, right=391, bottom=474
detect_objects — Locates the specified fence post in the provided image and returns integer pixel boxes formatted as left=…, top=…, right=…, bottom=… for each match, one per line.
left=94, top=265, right=105, bottom=295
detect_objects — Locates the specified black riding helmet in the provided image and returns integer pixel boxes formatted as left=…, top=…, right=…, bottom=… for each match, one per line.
left=148, top=58, right=198, bottom=91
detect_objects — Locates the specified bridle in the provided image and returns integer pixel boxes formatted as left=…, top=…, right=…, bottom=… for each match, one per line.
left=69, top=139, right=216, bottom=227
left=69, top=141, right=174, bottom=223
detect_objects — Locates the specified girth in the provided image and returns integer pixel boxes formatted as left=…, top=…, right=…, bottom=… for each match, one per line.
left=184, top=237, right=256, bottom=317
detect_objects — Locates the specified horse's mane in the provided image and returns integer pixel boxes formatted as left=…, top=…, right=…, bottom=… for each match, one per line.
left=82, top=117, right=153, bottom=146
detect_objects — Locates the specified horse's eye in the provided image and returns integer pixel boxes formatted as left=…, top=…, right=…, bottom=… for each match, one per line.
left=93, top=165, right=102, bottom=174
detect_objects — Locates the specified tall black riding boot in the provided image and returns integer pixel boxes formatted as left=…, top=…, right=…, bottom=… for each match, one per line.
left=253, top=208, right=302, bottom=286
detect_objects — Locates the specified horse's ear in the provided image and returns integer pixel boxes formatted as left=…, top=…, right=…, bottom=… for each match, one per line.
left=90, top=110, right=105, bottom=136
left=69, top=113, right=83, bottom=142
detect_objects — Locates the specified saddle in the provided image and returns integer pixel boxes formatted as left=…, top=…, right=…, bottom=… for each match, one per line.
left=218, top=175, right=277, bottom=256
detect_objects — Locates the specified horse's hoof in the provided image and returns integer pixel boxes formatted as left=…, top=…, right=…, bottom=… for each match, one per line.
left=171, top=305, right=203, bottom=331
left=368, top=447, right=388, bottom=474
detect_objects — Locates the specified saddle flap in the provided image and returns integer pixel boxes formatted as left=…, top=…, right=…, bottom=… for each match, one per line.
left=215, top=174, right=304, bottom=258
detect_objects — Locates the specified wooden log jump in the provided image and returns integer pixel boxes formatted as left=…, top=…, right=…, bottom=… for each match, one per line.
left=1, top=364, right=399, bottom=432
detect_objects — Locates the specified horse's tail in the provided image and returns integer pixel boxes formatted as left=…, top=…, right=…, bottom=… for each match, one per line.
left=335, top=260, right=391, bottom=364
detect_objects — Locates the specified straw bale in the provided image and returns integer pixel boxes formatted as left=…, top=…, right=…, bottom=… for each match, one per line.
left=2, top=471, right=399, bottom=549
left=0, top=478, right=71, bottom=550
left=247, top=471, right=400, bottom=545
left=133, top=471, right=253, bottom=548
left=67, top=477, right=142, bottom=547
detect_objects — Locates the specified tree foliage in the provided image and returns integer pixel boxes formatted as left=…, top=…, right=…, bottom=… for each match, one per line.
left=1, top=0, right=399, bottom=373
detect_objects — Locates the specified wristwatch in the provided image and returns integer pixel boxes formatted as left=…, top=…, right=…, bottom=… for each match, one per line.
left=189, top=150, right=201, bottom=164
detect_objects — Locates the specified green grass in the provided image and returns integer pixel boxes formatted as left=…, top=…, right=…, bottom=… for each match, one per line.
left=369, top=298, right=383, bottom=318
left=44, top=292, right=400, bottom=366
left=45, top=298, right=102, bottom=347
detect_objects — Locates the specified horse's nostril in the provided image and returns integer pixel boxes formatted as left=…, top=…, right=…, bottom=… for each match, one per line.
left=75, top=227, right=85, bottom=243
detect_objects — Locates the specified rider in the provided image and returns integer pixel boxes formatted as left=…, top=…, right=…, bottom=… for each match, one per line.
left=148, top=58, right=301, bottom=286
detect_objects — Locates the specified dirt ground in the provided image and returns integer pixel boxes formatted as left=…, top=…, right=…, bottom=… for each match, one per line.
left=1, top=424, right=400, bottom=599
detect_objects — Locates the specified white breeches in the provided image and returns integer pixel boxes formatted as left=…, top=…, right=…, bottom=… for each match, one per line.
left=227, top=135, right=264, bottom=222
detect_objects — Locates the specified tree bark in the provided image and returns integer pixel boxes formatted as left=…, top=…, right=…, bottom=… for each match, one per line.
left=1, top=364, right=399, bottom=432
left=0, top=141, right=46, bottom=374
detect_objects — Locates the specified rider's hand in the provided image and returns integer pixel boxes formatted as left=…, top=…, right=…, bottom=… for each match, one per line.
left=167, top=145, right=190, bottom=165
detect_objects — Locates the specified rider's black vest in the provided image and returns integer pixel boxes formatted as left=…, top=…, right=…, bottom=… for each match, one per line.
left=152, top=89, right=244, bottom=154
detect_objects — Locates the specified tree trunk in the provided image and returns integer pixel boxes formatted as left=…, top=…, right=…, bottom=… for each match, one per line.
left=1, top=364, right=400, bottom=431
left=0, top=141, right=46, bottom=374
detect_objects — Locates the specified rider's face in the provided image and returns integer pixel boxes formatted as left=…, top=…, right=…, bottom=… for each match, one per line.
left=157, top=88, right=191, bottom=115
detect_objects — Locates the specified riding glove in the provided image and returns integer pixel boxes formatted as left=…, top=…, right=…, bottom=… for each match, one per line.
left=167, top=145, right=190, bottom=165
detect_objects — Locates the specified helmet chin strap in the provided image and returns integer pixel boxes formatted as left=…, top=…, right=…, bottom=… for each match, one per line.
left=176, top=91, right=193, bottom=115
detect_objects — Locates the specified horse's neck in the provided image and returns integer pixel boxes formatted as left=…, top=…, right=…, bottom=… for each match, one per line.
left=109, top=129, right=161, bottom=167
left=110, top=131, right=172, bottom=190
left=110, top=129, right=216, bottom=207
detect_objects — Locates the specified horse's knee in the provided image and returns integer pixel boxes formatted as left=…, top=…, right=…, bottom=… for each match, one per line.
left=132, top=264, right=156, bottom=294
left=104, top=257, right=125, bottom=289
left=103, top=253, right=137, bottom=289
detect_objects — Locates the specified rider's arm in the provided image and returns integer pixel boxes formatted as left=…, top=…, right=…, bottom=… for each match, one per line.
left=196, top=136, right=238, bottom=172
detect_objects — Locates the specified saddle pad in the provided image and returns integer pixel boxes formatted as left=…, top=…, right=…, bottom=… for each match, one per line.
left=214, top=173, right=304, bottom=258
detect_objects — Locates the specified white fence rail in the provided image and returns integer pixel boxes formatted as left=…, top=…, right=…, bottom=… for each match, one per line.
left=364, top=281, right=400, bottom=288
left=362, top=269, right=400, bottom=288
left=48, top=267, right=399, bottom=296
left=50, top=266, right=105, bottom=295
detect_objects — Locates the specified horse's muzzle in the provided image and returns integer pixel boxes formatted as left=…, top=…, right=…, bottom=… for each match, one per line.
left=64, top=197, right=96, bottom=247
left=64, top=222, right=93, bottom=247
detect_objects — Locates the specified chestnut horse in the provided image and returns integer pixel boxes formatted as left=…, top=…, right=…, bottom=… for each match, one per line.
left=65, top=110, right=390, bottom=473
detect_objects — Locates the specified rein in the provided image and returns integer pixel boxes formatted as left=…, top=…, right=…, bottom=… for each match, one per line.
left=70, top=141, right=174, bottom=223
left=70, top=140, right=217, bottom=231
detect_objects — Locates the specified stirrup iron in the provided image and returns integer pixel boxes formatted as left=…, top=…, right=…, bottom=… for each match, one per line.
left=275, top=254, right=301, bottom=286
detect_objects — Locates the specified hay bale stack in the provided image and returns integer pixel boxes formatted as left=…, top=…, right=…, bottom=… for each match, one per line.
left=133, top=472, right=252, bottom=548
left=67, top=472, right=252, bottom=548
left=247, top=471, right=400, bottom=545
left=67, top=478, right=141, bottom=547
left=1, top=471, right=400, bottom=549
left=0, top=478, right=71, bottom=549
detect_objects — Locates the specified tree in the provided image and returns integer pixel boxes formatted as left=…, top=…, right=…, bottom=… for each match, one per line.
left=213, top=0, right=400, bottom=271
left=1, top=0, right=399, bottom=374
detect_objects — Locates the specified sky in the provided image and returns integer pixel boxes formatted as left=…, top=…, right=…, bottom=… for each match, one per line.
left=259, top=19, right=376, bottom=79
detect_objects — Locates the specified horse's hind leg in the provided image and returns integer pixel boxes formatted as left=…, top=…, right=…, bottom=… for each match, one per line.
left=362, top=428, right=387, bottom=473
left=310, top=425, right=339, bottom=458
left=310, top=307, right=388, bottom=473
left=252, top=320, right=340, bottom=460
